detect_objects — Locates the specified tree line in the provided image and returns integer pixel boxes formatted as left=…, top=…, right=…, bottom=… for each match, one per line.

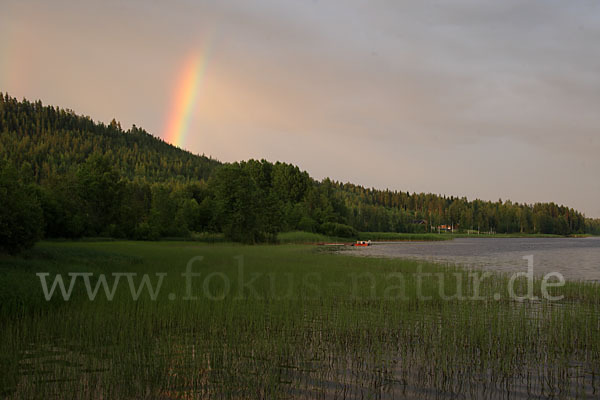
left=0, top=93, right=596, bottom=253
left=335, top=182, right=588, bottom=235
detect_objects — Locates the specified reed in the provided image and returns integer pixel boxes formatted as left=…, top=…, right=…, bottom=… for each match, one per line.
left=1, top=241, right=598, bottom=398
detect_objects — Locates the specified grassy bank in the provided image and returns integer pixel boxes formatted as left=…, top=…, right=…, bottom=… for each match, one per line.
left=278, top=231, right=457, bottom=243
left=1, top=241, right=599, bottom=398
left=357, top=232, right=454, bottom=241
left=276, top=231, right=352, bottom=244
left=278, top=231, right=576, bottom=244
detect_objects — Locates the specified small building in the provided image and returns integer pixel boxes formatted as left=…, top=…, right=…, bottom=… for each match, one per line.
left=437, top=224, right=459, bottom=232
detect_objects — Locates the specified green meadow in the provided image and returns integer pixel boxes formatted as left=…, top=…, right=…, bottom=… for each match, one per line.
left=1, top=241, right=599, bottom=399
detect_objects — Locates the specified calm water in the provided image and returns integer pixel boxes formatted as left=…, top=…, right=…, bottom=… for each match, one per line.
left=348, top=237, right=600, bottom=281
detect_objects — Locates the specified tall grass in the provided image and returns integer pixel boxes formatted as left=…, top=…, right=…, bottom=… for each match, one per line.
left=276, top=231, right=351, bottom=244
left=278, top=231, right=458, bottom=243
left=1, top=241, right=599, bottom=398
left=357, top=232, right=454, bottom=241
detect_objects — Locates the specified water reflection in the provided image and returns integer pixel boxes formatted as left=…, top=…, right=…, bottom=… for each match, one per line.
left=348, top=237, right=600, bottom=281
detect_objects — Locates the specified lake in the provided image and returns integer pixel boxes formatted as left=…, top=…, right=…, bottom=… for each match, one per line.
left=348, top=237, right=600, bottom=282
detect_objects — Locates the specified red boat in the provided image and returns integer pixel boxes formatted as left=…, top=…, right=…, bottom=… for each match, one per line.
left=353, top=240, right=371, bottom=247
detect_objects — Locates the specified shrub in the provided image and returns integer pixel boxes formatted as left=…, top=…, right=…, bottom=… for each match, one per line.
left=319, top=222, right=358, bottom=238
left=297, top=216, right=318, bottom=233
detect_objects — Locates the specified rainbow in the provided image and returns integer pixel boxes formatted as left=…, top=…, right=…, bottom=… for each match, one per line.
left=163, top=50, right=210, bottom=148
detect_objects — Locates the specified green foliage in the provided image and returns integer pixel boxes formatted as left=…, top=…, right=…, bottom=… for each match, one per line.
left=276, top=231, right=349, bottom=243
left=586, top=219, right=600, bottom=235
left=76, top=155, right=123, bottom=235
left=210, top=163, right=279, bottom=243
left=357, top=232, right=453, bottom=241
left=0, top=92, right=596, bottom=248
left=0, top=159, right=43, bottom=253
left=334, top=182, right=588, bottom=236
left=0, top=93, right=220, bottom=183
left=319, top=222, right=358, bottom=238
left=297, top=216, right=318, bottom=233
left=272, top=162, right=310, bottom=203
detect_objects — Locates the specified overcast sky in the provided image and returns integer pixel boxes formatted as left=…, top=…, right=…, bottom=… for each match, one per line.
left=2, top=0, right=599, bottom=216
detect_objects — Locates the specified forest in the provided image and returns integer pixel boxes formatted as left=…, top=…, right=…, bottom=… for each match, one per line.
left=1, top=93, right=599, bottom=252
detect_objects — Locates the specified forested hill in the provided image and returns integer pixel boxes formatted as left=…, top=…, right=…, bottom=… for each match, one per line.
left=1, top=93, right=599, bottom=252
left=0, top=93, right=221, bottom=183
